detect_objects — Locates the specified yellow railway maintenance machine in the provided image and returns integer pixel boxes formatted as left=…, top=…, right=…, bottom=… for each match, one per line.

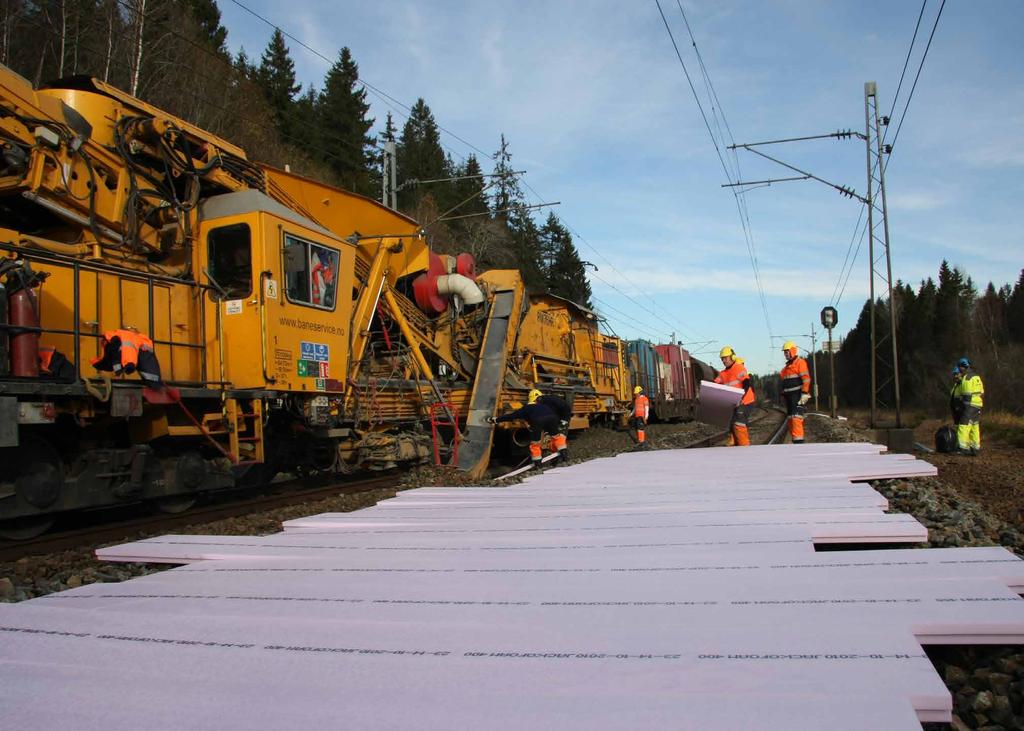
left=0, top=64, right=478, bottom=537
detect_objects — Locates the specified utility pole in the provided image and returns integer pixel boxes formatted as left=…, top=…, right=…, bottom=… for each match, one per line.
left=809, top=322, right=819, bottom=412
left=382, top=140, right=397, bottom=210
left=728, top=84, right=904, bottom=432
left=828, top=332, right=837, bottom=418
left=863, top=82, right=902, bottom=429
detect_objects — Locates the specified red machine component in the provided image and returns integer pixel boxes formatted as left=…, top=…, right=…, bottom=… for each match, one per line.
left=9, top=283, right=40, bottom=377
left=429, top=401, right=460, bottom=466
left=455, top=253, right=476, bottom=280
left=412, top=252, right=448, bottom=315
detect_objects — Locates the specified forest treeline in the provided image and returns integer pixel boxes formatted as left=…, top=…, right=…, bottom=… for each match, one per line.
left=0, top=0, right=593, bottom=306
left=758, top=263, right=1024, bottom=415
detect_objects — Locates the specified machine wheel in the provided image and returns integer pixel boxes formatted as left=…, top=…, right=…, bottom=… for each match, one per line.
left=153, top=496, right=196, bottom=514
left=14, top=435, right=64, bottom=509
left=0, top=515, right=55, bottom=541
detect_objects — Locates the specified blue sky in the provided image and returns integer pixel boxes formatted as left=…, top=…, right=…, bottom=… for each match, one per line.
left=218, top=0, right=1023, bottom=374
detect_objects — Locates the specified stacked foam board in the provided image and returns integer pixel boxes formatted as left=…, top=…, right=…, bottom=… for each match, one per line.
left=3, top=442, right=1022, bottom=730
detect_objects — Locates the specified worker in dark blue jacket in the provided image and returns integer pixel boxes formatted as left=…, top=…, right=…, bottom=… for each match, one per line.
left=488, top=389, right=568, bottom=468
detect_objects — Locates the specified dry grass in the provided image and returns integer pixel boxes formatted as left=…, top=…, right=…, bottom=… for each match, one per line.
left=983, top=410, right=1024, bottom=448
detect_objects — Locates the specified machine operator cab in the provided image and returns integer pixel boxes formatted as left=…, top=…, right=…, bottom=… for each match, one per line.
left=199, top=190, right=356, bottom=393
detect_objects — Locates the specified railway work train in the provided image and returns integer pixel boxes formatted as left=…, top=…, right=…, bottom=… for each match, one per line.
left=0, top=63, right=712, bottom=538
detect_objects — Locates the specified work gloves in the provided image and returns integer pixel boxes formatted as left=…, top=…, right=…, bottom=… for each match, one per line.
left=485, top=416, right=497, bottom=424
left=798, top=393, right=811, bottom=406
left=559, top=420, right=569, bottom=432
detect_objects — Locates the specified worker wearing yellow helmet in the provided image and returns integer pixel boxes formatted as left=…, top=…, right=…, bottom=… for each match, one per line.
left=631, top=385, right=650, bottom=448
left=713, top=346, right=755, bottom=446
left=779, top=341, right=812, bottom=443
left=487, top=388, right=568, bottom=468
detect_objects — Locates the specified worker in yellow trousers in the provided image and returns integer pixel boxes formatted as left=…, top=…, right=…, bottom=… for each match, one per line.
left=951, top=357, right=984, bottom=455
left=779, top=341, right=811, bottom=443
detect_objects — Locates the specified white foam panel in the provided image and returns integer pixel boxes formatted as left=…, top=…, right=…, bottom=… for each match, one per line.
left=0, top=443, right=1018, bottom=729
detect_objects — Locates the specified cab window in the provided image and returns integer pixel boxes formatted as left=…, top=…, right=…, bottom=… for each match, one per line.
left=283, top=234, right=339, bottom=310
left=207, top=223, right=252, bottom=298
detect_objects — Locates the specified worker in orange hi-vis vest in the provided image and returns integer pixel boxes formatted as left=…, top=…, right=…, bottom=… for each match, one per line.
left=780, top=340, right=812, bottom=443
left=632, top=385, right=650, bottom=449
left=714, top=346, right=755, bottom=446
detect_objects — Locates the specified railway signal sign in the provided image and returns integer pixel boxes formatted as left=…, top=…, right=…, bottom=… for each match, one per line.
left=820, top=306, right=838, bottom=329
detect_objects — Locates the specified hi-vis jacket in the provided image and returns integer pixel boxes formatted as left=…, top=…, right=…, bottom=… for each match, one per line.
left=952, top=373, right=984, bottom=408
left=780, top=356, right=811, bottom=396
left=715, top=362, right=755, bottom=405
left=91, top=329, right=161, bottom=383
left=633, top=394, right=650, bottom=420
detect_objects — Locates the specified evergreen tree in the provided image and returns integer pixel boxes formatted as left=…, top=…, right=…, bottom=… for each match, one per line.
left=975, top=281, right=1007, bottom=358
left=508, top=206, right=545, bottom=291
left=451, top=154, right=489, bottom=219
left=234, top=47, right=254, bottom=77
left=934, top=260, right=973, bottom=357
left=491, top=134, right=521, bottom=215
left=396, top=98, right=450, bottom=212
left=1008, top=269, right=1024, bottom=344
left=317, top=47, right=375, bottom=195
left=293, top=84, right=320, bottom=163
left=255, top=28, right=300, bottom=137
left=183, top=0, right=229, bottom=54
left=543, top=215, right=593, bottom=308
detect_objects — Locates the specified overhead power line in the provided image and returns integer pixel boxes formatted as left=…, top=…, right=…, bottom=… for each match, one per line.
left=886, top=0, right=947, bottom=157
left=829, top=0, right=945, bottom=308
left=654, top=0, right=774, bottom=338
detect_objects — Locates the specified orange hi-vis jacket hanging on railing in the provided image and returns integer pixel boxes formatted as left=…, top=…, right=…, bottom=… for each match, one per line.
left=714, top=361, right=756, bottom=405
left=780, top=356, right=811, bottom=395
left=91, top=329, right=162, bottom=384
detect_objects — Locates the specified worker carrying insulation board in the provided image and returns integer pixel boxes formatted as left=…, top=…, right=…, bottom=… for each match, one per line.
left=779, top=341, right=811, bottom=444
left=488, top=389, right=568, bottom=468
left=951, top=357, right=984, bottom=456
left=714, top=346, right=755, bottom=447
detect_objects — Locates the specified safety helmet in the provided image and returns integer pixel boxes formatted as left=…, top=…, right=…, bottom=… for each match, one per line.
left=782, top=340, right=798, bottom=353
left=957, top=357, right=971, bottom=369
left=719, top=346, right=736, bottom=360
left=633, top=385, right=643, bottom=394
left=527, top=389, right=542, bottom=404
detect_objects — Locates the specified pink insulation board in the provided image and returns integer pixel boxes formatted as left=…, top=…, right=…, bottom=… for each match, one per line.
left=4, top=443, right=1020, bottom=729
left=695, top=379, right=745, bottom=427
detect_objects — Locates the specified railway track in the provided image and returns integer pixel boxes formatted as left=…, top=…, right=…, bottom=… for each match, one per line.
left=679, top=406, right=789, bottom=449
left=0, top=474, right=401, bottom=563
left=2, top=412, right=789, bottom=563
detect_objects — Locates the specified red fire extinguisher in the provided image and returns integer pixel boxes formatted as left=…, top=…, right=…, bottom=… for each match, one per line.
left=4, top=262, right=48, bottom=377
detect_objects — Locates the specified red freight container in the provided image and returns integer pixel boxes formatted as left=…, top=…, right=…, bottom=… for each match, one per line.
left=654, top=343, right=696, bottom=402
left=652, top=343, right=698, bottom=421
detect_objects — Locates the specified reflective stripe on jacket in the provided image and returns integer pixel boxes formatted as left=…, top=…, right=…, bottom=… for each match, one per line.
left=714, top=362, right=755, bottom=405
left=780, top=356, right=811, bottom=394
left=952, top=373, right=984, bottom=408
left=633, top=394, right=650, bottom=420
left=90, top=329, right=160, bottom=382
